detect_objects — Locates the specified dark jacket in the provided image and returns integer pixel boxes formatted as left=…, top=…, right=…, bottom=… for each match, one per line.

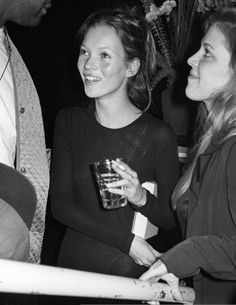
left=161, top=136, right=236, bottom=304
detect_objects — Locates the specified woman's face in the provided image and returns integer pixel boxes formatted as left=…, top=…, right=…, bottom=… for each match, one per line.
left=185, top=25, right=232, bottom=109
left=77, top=24, right=130, bottom=101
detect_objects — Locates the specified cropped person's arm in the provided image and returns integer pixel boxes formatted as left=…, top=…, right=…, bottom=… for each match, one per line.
left=160, top=143, right=236, bottom=280
left=160, top=234, right=236, bottom=280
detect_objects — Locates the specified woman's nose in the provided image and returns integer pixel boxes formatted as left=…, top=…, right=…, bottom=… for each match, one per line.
left=187, top=51, right=199, bottom=68
left=84, top=55, right=97, bottom=70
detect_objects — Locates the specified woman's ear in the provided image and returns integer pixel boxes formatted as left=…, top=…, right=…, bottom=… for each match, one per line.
left=126, top=58, right=140, bottom=77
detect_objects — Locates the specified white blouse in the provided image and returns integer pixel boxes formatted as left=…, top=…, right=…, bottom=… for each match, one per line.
left=0, top=27, right=16, bottom=168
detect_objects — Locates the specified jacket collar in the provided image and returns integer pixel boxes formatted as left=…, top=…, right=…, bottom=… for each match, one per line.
left=202, top=139, right=226, bottom=156
left=202, top=135, right=236, bottom=156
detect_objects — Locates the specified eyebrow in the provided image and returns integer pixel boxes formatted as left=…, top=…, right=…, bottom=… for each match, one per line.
left=80, top=42, right=126, bottom=59
left=81, top=43, right=112, bottom=50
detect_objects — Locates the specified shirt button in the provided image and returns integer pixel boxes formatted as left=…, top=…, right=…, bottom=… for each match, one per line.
left=20, top=167, right=27, bottom=174
left=20, top=107, right=25, bottom=113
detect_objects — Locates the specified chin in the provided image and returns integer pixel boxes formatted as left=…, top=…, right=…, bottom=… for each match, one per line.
left=185, top=86, right=201, bottom=102
left=84, top=87, right=104, bottom=99
left=84, top=90, right=98, bottom=99
left=185, top=87, right=194, bottom=100
left=25, top=15, right=43, bottom=27
left=30, top=19, right=42, bottom=27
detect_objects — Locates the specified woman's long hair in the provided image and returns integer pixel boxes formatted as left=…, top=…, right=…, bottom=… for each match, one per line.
left=172, top=7, right=236, bottom=208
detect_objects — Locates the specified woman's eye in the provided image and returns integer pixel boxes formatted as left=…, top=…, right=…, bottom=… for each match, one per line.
left=101, top=52, right=110, bottom=59
left=203, top=48, right=211, bottom=58
left=79, top=48, right=87, bottom=56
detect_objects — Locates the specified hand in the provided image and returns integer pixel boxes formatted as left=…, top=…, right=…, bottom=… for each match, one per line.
left=106, top=159, right=146, bottom=207
left=139, top=259, right=168, bottom=280
left=139, top=260, right=183, bottom=302
left=129, top=236, right=161, bottom=267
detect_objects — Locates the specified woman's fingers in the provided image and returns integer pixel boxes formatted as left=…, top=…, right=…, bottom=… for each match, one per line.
left=106, top=159, right=145, bottom=206
left=106, top=160, right=137, bottom=190
left=107, top=186, right=125, bottom=196
left=139, top=260, right=167, bottom=280
left=153, top=249, right=162, bottom=258
left=158, top=274, right=183, bottom=302
left=106, top=178, right=128, bottom=188
left=112, top=159, right=137, bottom=180
left=139, top=260, right=183, bottom=303
left=139, top=267, right=160, bottom=281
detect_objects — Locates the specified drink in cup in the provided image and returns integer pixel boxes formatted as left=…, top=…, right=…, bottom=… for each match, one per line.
left=94, top=158, right=127, bottom=209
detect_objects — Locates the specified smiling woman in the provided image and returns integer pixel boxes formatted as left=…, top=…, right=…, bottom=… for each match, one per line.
left=78, top=25, right=132, bottom=103
left=186, top=24, right=232, bottom=109
left=50, top=5, right=180, bottom=279
left=140, top=6, right=236, bottom=305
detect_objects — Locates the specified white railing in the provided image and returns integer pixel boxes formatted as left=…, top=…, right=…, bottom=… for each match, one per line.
left=0, top=259, right=195, bottom=304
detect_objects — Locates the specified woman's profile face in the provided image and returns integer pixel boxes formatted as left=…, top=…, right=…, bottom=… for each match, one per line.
left=185, top=25, right=232, bottom=109
left=77, top=24, right=130, bottom=101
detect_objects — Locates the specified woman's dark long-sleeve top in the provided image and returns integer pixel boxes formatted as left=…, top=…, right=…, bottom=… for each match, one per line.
left=50, top=105, right=179, bottom=255
left=161, top=136, right=236, bottom=304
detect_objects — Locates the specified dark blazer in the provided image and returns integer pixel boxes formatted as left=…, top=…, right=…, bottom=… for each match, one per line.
left=162, top=136, right=236, bottom=304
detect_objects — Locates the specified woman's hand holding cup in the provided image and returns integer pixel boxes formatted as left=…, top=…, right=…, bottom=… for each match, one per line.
left=106, top=159, right=146, bottom=207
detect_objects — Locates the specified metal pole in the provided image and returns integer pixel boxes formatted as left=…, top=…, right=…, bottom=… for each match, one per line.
left=0, top=259, right=195, bottom=303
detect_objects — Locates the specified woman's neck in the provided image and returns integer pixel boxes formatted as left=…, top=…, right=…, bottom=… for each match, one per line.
left=95, top=98, right=142, bottom=129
